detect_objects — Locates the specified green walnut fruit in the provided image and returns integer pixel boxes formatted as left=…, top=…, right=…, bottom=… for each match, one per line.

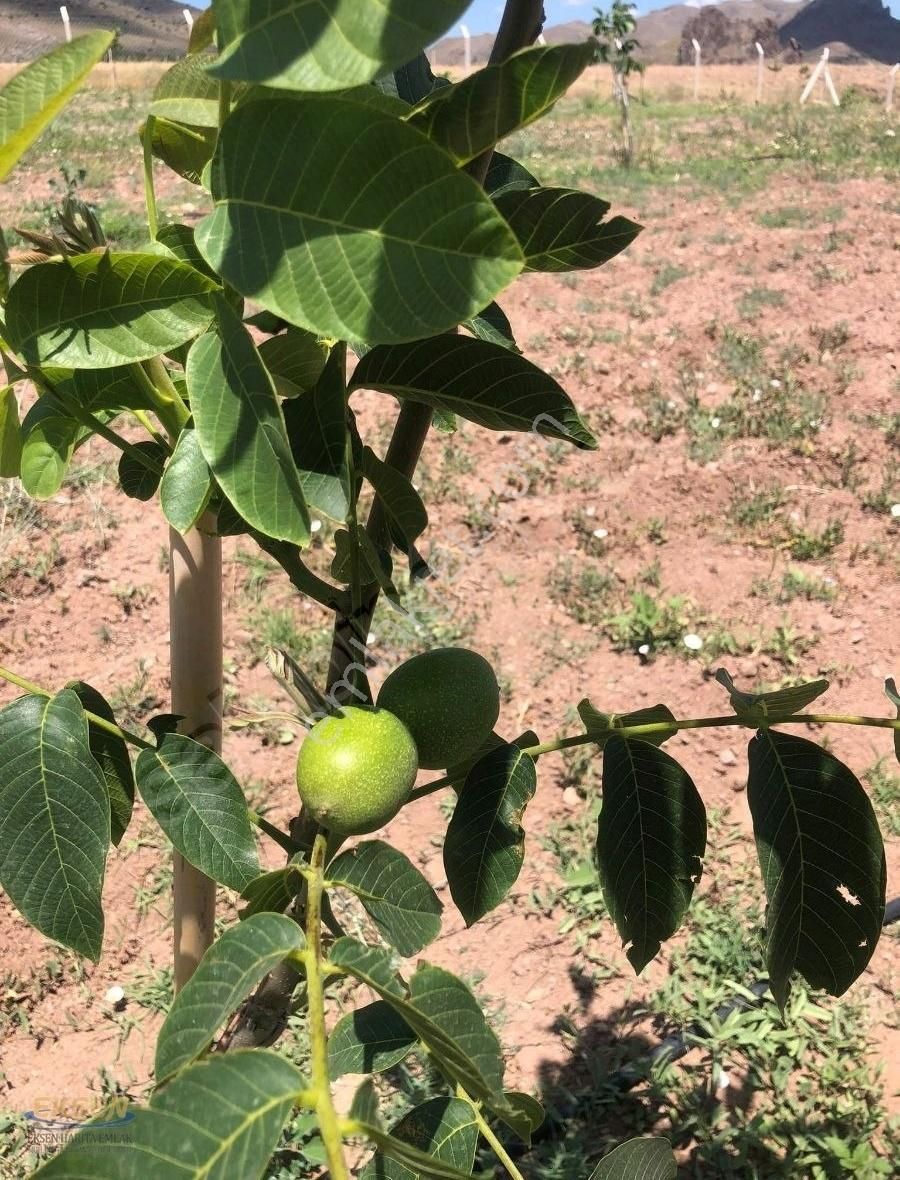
left=376, top=647, right=500, bottom=770
left=295, top=706, right=418, bottom=836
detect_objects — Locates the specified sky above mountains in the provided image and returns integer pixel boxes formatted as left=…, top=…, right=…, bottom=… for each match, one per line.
left=176, top=2, right=900, bottom=37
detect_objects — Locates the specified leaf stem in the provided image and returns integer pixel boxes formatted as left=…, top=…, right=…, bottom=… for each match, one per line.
left=37, top=376, right=165, bottom=476
left=408, top=712, right=900, bottom=802
left=247, top=811, right=302, bottom=857
left=142, top=115, right=159, bottom=240
left=0, top=665, right=153, bottom=749
left=305, top=830, right=350, bottom=1180
left=461, top=1090, right=525, bottom=1180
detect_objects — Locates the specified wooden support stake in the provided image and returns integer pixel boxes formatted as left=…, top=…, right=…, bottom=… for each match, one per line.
left=756, top=42, right=765, bottom=104
left=887, top=63, right=899, bottom=113
left=183, top=8, right=194, bottom=32
left=800, top=48, right=839, bottom=107
left=692, top=38, right=701, bottom=102
left=460, top=23, right=471, bottom=71
left=170, top=514, right=223, bottom=991
left=59, top=5, right=72, bottom=42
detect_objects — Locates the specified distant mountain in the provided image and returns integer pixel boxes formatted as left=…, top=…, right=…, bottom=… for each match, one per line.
left=780, top=0, right=900, bottom=63
left=434, top=0, right=900, bottom=67
left=0, top=1, right=202, bottom=61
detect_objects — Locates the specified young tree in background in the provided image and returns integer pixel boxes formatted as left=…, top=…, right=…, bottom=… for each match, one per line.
left=593, top=0, right=644, bottom=165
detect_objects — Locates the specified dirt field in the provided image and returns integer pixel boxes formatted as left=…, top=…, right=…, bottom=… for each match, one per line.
left=0, top=63, right=898, bottom=1177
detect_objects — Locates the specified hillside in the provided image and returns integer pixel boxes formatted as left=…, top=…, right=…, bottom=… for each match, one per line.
left=435, top=0, right=900, bottom=67
left=780, top=0, right=900, bottom=63
left=0, top=1, right=202, bottom=61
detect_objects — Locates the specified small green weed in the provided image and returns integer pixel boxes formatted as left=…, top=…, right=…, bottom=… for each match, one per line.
left=788, top=518, right=844, bottom=561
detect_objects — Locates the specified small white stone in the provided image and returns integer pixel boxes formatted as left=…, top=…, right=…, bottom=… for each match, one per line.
left=638, top=643, right=651, bottom=656
left=752, top=388, right=762, bottom=402
left=562, top=786, right=580, bottom=809
left=769, top=378, right=782, bottom=389
left=710, top=416, right=721, bottom=429
left=592, top=528, right=609, bottom=540
left=683, top=633, right=704, bottom=651
left=715, top=1069, right=732, bottom=1091
left=310, top=519, right=322, bottom=533
left=585, top=505, right=596, bottom=517
left=891, top=504, right=900, bottom=518
left=105, top=985, right=125, bottom=1005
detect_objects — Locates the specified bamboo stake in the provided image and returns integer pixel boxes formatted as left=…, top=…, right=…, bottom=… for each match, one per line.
left=170, top=514, right=222, bottom=991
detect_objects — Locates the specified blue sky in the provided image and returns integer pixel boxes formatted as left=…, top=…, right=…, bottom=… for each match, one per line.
left=179, top=2, right=900, bottom=37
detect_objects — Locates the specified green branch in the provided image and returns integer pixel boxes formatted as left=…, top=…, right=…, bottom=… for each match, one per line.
left=409, top=710, right=900, bottom=802
left=305, top=831, right=350, bottom=1180
left=0, top=664, right=153, bottom=750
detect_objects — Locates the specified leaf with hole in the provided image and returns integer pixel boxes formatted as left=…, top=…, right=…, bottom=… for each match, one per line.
left=598, top=736, right=706, bottom=973
left=160, top=428, right=213, bottom=534
left=156, top=913, right=304, bottom=1081
left=209, top=0, right=471, bottom=92
left=495, top=188, right=641, bottom=273
left=747, top=730, right=886, bottom=1008
left=328, top=840, right=442, bottom=956
left=195, top=97, right=522, bottom=345
left=0, top=690, right=109, bottom=961
left=444, top=741, right=537, bottom=925
left=35, top=1050, right=304, bottom=1179
left=135, top=732, right=260, bottom=892
left=588, top=1137, right=677, bottom=1180
left=6, top=253, right=218, bottom=369
left=67, top=682, right=134, bottom=847
left=187, top=299, right=311, bottom=546
left=408, top=43, right=595, bottom=164
left=328, top=1000, right=417, bottom=1080
left=0, top=30, right=114, bottom=181
left=351, top=335, right=596, bottom=448
left=359, top=1097, right=478, bottom=1180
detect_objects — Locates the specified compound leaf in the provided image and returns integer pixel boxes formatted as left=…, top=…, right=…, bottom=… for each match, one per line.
left=715, top=668, right=829, bottom=724
left=598, top=736, right=706, bottom=973
left=155, top=913, right=304, bottom=1081
left=35, top=1050, right=304, bottom=1179
left=0, top=690, right=109, bottom=961
left=68, top=681, right=134, bottom=847
left=160, top=428, right=213, bottom=534
left=361, top=446, right=428, bottom=550
left=328, top=840, right=442, bottom=956
left=328, top=1000, right=417, bottom=1080
left=444, top=742, right=537, bottom=925
left=578, top=700, right=677, bottom=748
left=589, top=1137, right=677, bottom=1180
left=135, top=732, right=260, bottom=892
left=359, top=1098, right=478, bottom=1180
left=747, top=730, right=886, bottom=1008
left=495, top=188, right=641, bottom=273
left=351, top=335, right=596, bottom=449
left=196, top=98, right=522, bottom=346
left=187, top=299, right=311, bottom=546
left=408, top=43, right=594, bottom=164
left=0, top=384, right=22, bottom=477
left=0, top=31, right=114, bottom=181
left=209, top=0, right=471, bottom=92
left=6, top=253, right=218, bottom=369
